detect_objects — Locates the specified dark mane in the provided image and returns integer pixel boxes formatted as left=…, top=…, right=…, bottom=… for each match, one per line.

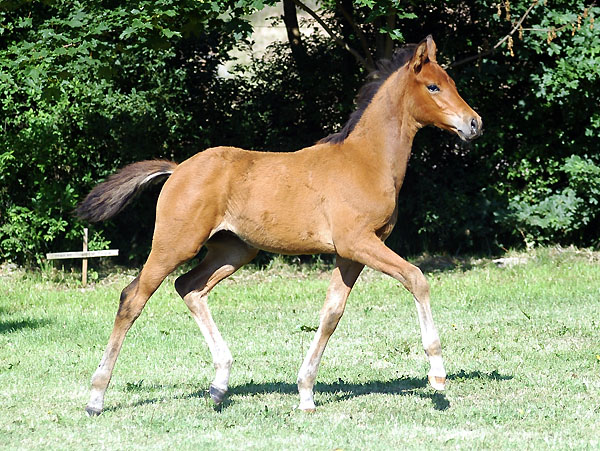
left=318, top=44, right=418, bottom=145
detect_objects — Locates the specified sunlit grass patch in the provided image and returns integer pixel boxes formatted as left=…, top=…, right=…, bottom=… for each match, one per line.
left=1, top=247, right=599, bottom=449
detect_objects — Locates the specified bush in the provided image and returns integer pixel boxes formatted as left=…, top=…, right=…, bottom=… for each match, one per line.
left=501, top=155, right=600, bottom=247
left=0, top=0, right=246, bottom=265
left=1, top=1, right=599, bottom=265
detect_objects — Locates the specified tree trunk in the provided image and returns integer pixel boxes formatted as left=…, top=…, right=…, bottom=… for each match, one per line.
left=336, top=0, right=354, bottom=44
left=337, top=0, right=375, bottom=70
left=283, top=0, right=306, bottom=66
left=384, top=10, right=396, bottom=59
left=335, top=0, right=358, bottom=72
left=374, top=10, right=396, bottom=60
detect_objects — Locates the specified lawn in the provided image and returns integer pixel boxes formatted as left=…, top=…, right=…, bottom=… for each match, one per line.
left=0, top=248, right=599, bottom=449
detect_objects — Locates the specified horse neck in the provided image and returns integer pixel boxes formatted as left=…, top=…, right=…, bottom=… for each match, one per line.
left=345, top=69, right=418, bottom=194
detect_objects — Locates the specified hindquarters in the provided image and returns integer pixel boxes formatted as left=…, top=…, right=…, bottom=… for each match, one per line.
left=146, top=149, right=243, bottom=263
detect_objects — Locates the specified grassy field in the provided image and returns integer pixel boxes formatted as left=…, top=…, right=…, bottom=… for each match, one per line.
left=0, top=248, right=599, bottom=449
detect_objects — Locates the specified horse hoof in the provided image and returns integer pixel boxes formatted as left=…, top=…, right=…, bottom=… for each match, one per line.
left=209, top=384, right=227, bottom=404
left=298, top=402, right=316, bottom=413
left=428, top=375, right=446, bottom=391
left=85, top=405, right=102, bottom=417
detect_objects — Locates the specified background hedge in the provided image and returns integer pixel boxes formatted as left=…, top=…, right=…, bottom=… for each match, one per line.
left=1, top=0, right=598, bottom=265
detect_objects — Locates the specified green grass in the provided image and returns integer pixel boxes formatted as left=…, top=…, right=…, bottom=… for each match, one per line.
left=1, top=248, right=599, bottom=449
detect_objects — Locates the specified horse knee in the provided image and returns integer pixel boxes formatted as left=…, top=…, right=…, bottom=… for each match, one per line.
left=405, top=265, right=430, bottom=301
left=119, top=277, right=139, bottom=302
left=320, top=302, right=345, bottom=334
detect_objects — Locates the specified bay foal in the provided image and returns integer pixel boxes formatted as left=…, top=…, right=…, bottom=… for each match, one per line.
left=77, top=36, right=482, bottom=415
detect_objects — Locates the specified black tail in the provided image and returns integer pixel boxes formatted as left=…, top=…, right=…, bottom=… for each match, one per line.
left=75, top=160, right=178, bottom=222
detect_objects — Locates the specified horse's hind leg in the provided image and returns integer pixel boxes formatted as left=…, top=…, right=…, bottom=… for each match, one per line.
left=85, top=254, right=173, bottom=416
left=85, top=226, right=206, bottom=416
left=174, top=233, right=258, bottom=405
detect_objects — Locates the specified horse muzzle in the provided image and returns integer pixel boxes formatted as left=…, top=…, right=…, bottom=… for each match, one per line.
left=456, top=115, right=483, bottom=141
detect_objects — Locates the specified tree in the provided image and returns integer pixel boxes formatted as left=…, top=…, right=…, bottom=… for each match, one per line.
left=0, top=0, right=258, bottom=263
left=273, top=0, right=600, bottom=251
left=1, top=0, right=598, bottom=264
left=283, top=0, right=308, bottom=66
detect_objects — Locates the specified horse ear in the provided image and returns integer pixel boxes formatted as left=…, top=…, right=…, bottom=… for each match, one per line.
left=426, top=35, right=437, bottom=62
left=411, top=35, right=436, bottom=73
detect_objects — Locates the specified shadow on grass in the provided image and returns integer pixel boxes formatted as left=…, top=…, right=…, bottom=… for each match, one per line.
left=0, top=318, right=51, bottom=334
left=414, top=255, right=475, bottom=274
left=449, top=369, right=513, bottom=382
left=105, top=369, right=512, bottom=414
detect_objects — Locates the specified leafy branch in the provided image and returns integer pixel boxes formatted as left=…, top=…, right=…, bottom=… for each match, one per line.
left=291, top=0, right=371, bottom=69
left=449, top=0, right=538, bottom=68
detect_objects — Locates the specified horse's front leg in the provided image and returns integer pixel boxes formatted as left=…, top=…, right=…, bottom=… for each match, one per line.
left=297, top=257, right=364, bottom=412
left=341, top=235, right=447, bottom=390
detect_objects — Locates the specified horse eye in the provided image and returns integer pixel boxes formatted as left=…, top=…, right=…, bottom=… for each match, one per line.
left=427, top=84, right=440, bottom=93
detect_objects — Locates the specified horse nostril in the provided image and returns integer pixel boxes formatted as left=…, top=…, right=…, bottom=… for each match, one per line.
left=470, top=118, right=478, bottom=133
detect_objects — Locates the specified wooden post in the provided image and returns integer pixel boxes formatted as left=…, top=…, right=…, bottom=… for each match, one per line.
left=46, top=230, right=119, bottom=286
left=82, top=228, right=88, bottom=287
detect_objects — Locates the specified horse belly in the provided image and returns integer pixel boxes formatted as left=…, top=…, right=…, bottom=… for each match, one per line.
left=223, top=202, right=335, bottom=255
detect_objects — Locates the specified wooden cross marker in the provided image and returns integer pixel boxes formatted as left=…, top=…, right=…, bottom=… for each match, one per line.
left=46, top=228, right=119, bottom=286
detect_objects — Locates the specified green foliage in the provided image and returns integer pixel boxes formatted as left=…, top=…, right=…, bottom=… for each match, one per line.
left=493, top=2, right=600, bottom=247
left=208, top=35, right=360, bottom=152
left=0, top=0, right=599, bottom=264
left=0, top=206, right=67, bottom=262
left=0, top=0, right=258, bottom=264
left=502, top=156, right=600, bottom=246
left=386, top=0, right=600, bottom=253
